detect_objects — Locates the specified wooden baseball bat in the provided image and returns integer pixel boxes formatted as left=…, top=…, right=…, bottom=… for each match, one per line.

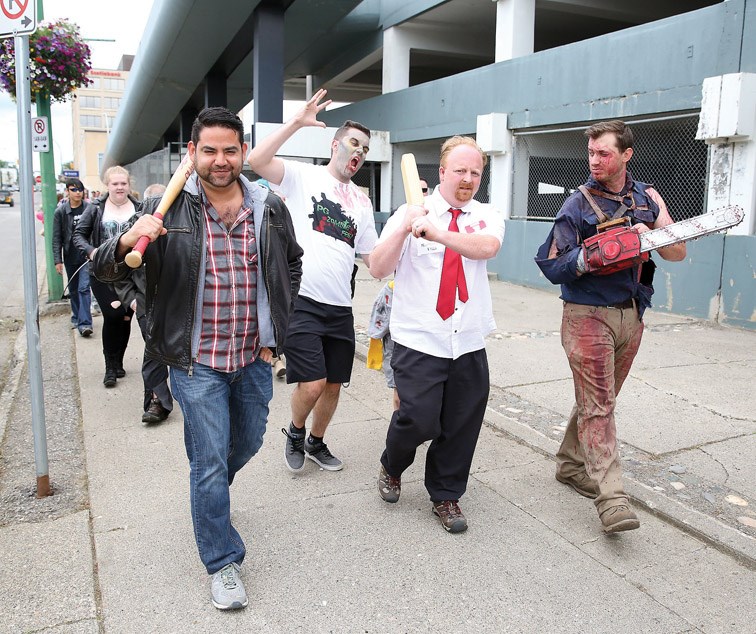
left=124, top=154, right=195, bottom=268
left=400, top=153, right=425, bottom=206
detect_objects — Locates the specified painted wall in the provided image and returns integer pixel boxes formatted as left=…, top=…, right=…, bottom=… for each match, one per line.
left=321, top=2, right=744, bottom=138
left=492, top=220, right=756, bottom=330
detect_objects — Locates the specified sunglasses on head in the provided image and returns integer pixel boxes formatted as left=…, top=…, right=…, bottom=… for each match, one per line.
left=68, top=187, right=83, bottom=192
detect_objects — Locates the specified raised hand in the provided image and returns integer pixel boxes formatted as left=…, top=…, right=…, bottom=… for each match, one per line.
left=293, top=89, right=332, bottom=129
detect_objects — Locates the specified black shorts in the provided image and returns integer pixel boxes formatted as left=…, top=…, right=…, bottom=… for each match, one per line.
left=283, top=296, right=355, bottom=384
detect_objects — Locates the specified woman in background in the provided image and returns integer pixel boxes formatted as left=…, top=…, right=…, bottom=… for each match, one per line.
left=74, top=166, right=139, bottom=387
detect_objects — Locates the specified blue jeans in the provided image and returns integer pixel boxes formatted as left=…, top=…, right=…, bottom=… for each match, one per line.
left=64, top=255, right=92, bottom=329
left=170, top=358, right=272, bottom=574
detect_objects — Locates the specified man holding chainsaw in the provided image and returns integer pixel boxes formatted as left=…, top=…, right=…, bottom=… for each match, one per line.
left=535, top=120, right=685, bottom=534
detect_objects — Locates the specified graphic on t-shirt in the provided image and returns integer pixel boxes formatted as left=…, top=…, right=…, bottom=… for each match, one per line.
left=309, top=193, right=358, bottom=247
left=102, top=217, right=135, bottom=241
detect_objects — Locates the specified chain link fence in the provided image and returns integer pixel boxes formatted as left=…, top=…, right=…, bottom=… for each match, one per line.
left=512, top=115, right=708, bottom=222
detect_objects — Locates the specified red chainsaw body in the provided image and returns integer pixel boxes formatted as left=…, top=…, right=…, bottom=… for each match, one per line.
left=582, top=224, right=649, bottom=275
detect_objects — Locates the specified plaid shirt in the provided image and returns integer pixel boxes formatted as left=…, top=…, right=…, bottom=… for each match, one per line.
left=195, top=194, right=259, bottom=372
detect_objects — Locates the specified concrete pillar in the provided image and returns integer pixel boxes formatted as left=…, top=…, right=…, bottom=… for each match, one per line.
left=696, top=73, right=756, bottom=235
left=477, top=113, right=513, bottom=218
left=381, top=156, right=393, bottom=215
left=253, top=4, right=284, bottom=132
left=382, top=26, right=411, bottom=93
left=495, top=0, right=535, bottom=63
left=205, top=73, right=227, bottom=108
left=179, top=108, right=197, bottom=146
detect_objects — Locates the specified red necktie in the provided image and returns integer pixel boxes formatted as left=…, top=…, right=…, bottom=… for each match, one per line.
left=436, top=208, right=469, bottom=320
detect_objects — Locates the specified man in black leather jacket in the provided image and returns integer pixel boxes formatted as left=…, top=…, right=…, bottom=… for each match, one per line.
left=52, top=178, right=93, bottom=336
left=93, top=107, right=302, bottom=611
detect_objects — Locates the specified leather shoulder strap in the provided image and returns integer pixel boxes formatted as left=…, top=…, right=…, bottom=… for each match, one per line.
left=578, top=185, right=609, bottom=224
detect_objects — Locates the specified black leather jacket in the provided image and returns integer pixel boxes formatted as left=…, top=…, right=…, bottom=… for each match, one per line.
left=52, top=199, right=93, bottom=264
left=93, top=176, right=303, bottom=370
left=73, top=193, right=141, bottom=258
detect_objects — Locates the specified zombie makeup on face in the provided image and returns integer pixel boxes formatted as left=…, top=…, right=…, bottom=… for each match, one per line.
left=331, top=130, right=370, bottom=181
left=588, top=133, right=632, bottom=193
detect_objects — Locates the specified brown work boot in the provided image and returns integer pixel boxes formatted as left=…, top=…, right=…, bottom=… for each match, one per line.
left=432, top=500, right=468, bottom=533
left=556, top=470, right=599, bottom=499
left=378, top=465, right=401, bottom=503
left=599, top=504, right=640, bottom=534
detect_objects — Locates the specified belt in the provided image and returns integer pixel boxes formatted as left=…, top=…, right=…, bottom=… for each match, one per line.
left=608, top=298, right=635, bottom=310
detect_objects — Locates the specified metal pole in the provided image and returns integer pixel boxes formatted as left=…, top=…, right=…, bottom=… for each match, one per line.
left=36, top=0, right=63, bottom=302
left=15, top=34, right=51, bottom=498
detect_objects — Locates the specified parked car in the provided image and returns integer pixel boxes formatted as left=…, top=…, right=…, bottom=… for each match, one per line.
left=0, top=190, right=13, bottom=207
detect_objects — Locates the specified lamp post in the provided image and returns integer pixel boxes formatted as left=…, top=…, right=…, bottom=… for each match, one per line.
left=36, top=0, right=62, bottom=301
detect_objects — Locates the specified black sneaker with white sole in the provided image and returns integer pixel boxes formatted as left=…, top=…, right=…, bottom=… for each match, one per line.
left=282, top=426, right=306, bottom=472
left=304, top=437, right=343, bottom=471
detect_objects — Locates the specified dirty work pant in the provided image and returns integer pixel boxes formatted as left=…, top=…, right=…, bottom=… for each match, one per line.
left=170, top=359, right=272, bottom=575
left=381, top=344, right=489, bottom=502
left=557, top=302, right=643, bottom=515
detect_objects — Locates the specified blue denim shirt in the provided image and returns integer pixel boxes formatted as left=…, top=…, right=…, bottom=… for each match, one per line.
left=534, top=172, right=660, bottom=310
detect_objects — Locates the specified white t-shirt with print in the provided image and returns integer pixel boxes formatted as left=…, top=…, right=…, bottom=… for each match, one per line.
left=275, top=160, right=377, bottom=307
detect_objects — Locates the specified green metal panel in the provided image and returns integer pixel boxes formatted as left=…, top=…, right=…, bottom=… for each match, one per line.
left=491, top=220, right=756, bottom=331
left=720, top=236, right=756, bottom=330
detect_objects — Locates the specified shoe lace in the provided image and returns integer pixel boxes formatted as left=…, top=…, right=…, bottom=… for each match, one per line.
left=220, top=566, right=239, bottom=590
left=438, top=500, right=461, bottom=519
left=281, top=428, right=304, bottom=453
left=382, top=470, right=400, bottom=488
left=316, top=442, right=335, bottom=459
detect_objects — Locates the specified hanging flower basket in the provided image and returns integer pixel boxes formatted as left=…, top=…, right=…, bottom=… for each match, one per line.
left=0, top=18, right=92, bottom=103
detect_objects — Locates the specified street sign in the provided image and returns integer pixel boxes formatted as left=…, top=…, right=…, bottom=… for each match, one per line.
left=34, top=174, right=41, bottom=183
left=0, top=0, right=37, bottom=38
left=62, top=169, right=79, bottom=178
left=31, top=116, right=48, bottom=152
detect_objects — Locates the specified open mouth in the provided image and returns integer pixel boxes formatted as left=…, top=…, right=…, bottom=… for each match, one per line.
left=349, top=156, right=361, bottom=172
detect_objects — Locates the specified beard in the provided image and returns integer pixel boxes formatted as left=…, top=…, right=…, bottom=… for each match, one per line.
left=455, top=186, right=474, bottom=202
left=195, top=163, right=240, bottom=188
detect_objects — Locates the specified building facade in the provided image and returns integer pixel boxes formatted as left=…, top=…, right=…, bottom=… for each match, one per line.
left=72, top=59, right=131, bottom=192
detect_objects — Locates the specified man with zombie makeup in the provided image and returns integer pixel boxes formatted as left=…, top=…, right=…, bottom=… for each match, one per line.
left=535, top=120, right=686, bottom=534
left=369, top=136, right=504, bottom=533
left=247, top=89, right=378, bottom=474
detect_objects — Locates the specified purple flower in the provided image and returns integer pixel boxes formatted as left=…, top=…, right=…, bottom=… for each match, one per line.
left=0, top=18, right=93, bottom=103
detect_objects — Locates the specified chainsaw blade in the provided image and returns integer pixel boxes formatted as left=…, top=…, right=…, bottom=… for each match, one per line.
left=639, top=206, right=744, bottom=253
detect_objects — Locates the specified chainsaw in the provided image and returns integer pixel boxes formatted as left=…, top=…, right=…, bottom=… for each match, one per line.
left=581, top=205, right=744, bottom=275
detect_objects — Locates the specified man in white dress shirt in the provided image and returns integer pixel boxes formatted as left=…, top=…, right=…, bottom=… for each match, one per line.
left=369, top=136, right=505, bottom=533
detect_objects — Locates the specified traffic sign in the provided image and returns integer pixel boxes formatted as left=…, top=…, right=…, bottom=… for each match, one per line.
left=0, top=0, right=37, bottom=38
left=34, top=174, right=41, bottom=184
left=31, top=116, right=48, bottom=152
left=62, top=169, right=79, bottom=178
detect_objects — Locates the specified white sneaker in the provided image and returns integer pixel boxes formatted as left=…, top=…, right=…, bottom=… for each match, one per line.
left=273, top=357, right=286, bottom=379
left=210, top=562, right=248, bottom=610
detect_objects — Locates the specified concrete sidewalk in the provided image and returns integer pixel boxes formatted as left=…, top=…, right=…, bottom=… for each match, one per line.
left=1, top=262, right=754, bottom=632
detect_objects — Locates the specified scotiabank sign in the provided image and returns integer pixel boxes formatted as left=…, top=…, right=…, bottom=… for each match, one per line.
left=90, top=71, right=124, bottom=78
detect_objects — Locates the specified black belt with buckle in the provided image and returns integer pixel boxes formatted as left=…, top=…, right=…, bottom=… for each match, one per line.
left=608, top=298, right=635, bottom=310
